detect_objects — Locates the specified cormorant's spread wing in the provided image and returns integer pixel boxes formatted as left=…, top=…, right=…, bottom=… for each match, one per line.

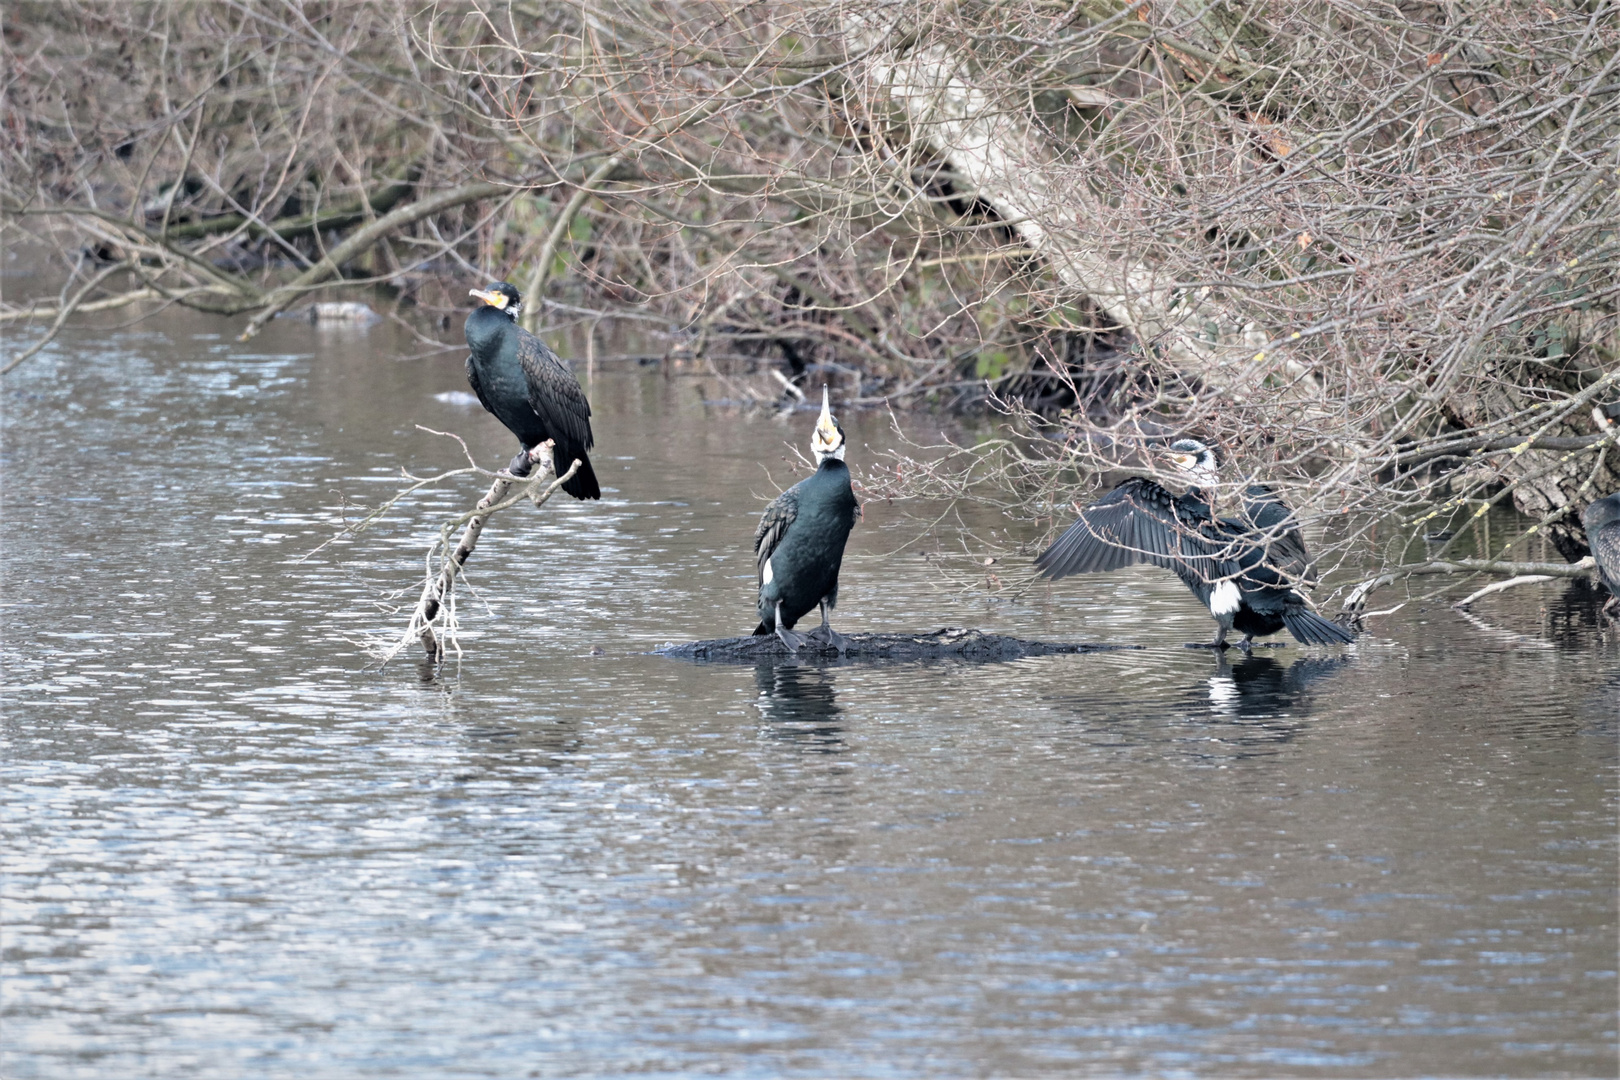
left=464, top=354, right=496, bottom=416
left=1036, top=478, right=1226, bottom=583
left=1241, top=483, right=1316, bottom=586
left=515, top=329, right=594, bottom=451
left=754, top=485, right=800, bottom=587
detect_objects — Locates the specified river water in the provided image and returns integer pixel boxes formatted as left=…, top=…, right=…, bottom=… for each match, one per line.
left=2, top=302, right=1615, bottom=1078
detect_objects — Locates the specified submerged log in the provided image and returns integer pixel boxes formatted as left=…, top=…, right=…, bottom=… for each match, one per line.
left=657, top=626, right=1139, bottom=664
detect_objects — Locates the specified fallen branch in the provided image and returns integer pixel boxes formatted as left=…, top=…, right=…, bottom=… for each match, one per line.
left=237, top=179, right=509, bottom=340
left=1452, top=575, right=1556, bottom=611
left=1, top=260, right=131, bottom=375
left=1343, top=555, right=1596, bottom=613
left=395, top=440, right=581, bottom=665
left=158, top=172, right=420, bottom=243
left=0, top=285, right=225, bottom=324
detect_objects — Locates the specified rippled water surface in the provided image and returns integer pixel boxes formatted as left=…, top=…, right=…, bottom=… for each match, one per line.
left=3, top=306, right=1616, bottom=1077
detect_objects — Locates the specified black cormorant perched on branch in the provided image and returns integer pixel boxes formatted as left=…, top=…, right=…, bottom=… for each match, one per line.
left=1035, top=439, right=1355, bottom=650
left=1582, top=492, right=1620, bottom=617
left=752, top=387, right=861, bottom=654
left=465, top=281, right=599, bottom=500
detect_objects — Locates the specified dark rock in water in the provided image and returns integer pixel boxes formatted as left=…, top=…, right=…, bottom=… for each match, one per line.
left=656, top=626, right=1140, bottom=664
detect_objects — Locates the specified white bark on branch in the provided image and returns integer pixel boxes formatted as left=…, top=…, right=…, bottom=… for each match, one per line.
left=394, top=440, right=581, bottom=665
left=1343, top=555, right=1597, bottom=614
left=846, top=14, right=1299, bottom=398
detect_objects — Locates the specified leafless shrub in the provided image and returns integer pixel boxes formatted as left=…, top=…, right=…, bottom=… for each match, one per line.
left=4, top=1, right=1617, bottom=603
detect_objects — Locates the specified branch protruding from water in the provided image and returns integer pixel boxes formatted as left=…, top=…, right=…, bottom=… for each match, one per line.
left=391, top=440, right=580, bottom=666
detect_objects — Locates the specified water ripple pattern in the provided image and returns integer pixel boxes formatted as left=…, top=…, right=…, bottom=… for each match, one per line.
left=3, top=311, right=1616, bottom=1078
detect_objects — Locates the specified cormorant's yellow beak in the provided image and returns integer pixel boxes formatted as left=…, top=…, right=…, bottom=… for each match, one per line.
left=1168, top=453, right=1195, bottom=470
left=469, top=288, right=506, bottom=309
left=811, top=385, right=844, bottom=457
left=816, top=386, right=836, bottom=436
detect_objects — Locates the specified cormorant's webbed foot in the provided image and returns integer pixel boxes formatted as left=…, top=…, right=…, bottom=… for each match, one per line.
left=505, top=448, right=535, bottom=479
left=809, top=624, right=852, bottom=655
left=809, top=601, right=850, bottom=655
left=773, top=602, right=805, bottom=654
left=1236, top=637, right=1255, bottom=653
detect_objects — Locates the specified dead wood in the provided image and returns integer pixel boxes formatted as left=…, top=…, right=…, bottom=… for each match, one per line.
left=398, top=440, right=581, bottom=666
left=1343, top=556, right=1598, bottom=617
left=657, top=626, right=1140, bottom=664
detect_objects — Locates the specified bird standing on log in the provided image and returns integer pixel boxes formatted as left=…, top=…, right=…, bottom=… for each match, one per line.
left=1582, top=492, right=1620, bottom=618
left=753, top=387, right=861, bottom=654
left=1035, top=439, right=1355, bottom=650
left=464, top=281, right=599, bottom=500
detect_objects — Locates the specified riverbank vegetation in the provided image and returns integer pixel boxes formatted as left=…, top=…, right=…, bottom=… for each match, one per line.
left=4, top=1, right=1617, bottom=608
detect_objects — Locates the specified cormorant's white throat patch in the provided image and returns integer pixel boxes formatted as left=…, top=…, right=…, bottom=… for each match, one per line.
left=1210, top=579, right=1242, bottom=616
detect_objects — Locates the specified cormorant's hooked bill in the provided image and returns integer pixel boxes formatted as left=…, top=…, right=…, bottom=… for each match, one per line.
left=810, top=385, right=846, bottom=461
left=469, top=282, right=522, bottom=316
left=751, top=386, right=860, bottom=654
left=463, top=280, right=600, bottom=500
left=1035, top=438, right=1355, bottom=651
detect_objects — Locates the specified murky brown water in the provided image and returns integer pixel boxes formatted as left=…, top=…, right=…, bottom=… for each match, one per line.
left=2, top=297, right=1615, bottom=1077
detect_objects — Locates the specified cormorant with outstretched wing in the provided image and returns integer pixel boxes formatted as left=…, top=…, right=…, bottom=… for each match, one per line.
left=1035, top=440, right=1354, bottom=650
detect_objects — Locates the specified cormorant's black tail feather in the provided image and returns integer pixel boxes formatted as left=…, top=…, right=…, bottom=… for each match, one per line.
left=752, top=621, right=771, bottom=637
left=559, top=453, right=601, bottom=500
left=1281, top=606, right=1356, bottom=646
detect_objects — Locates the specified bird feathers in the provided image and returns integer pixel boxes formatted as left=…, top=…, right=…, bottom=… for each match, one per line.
left=1280, top=606, right=1356, bottom=645
left=1035, top=478, right=1227, bottom=583
left=516, top=332, right=593, bottom=452
left=1036, top=475, right=1352, bottom=647
left=754, top=486, right=799, bottom=587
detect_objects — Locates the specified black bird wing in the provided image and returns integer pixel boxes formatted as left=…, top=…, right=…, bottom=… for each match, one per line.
left=516, top=329, right=594, bottom=453
left=1035, top=478, right=1229, bottom=588
left=464, top=354, right=496, bottom=416
left=754, top=484, right=800, bottom=587
left=1594, top=520, right=1620, bottom=595
left=1240, top=483, right=1316, bottom=587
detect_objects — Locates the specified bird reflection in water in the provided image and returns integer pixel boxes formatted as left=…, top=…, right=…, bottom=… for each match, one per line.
left=753, top=662, right=845, bottom=753
left=1204, top=651, right=1351, bottom=721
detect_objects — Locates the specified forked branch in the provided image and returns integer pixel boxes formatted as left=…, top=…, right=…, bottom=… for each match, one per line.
left=394, top=440, right=582, bottom=666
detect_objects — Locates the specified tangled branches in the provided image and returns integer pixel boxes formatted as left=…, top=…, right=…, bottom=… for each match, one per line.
left=4, top=1, right=1618, bottom=595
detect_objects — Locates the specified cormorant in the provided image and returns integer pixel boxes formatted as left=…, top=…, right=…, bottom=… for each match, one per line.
left=752, top=387, right=861, bottom=653
left=1582, top=492, right=1620, bottom=616
left=465, top=281, right=599, bottom=500
left=1035, top=439, right=1355, bottom=650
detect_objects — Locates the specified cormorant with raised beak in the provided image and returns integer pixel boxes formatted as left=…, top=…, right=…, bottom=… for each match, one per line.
left=1582, top=492, right=1620, bottom=617
left=1035, top=439, right=1355, bottom=650
left=465, top=281, right=600, bottom=500
left=752, top=387, right=861, bottom=653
